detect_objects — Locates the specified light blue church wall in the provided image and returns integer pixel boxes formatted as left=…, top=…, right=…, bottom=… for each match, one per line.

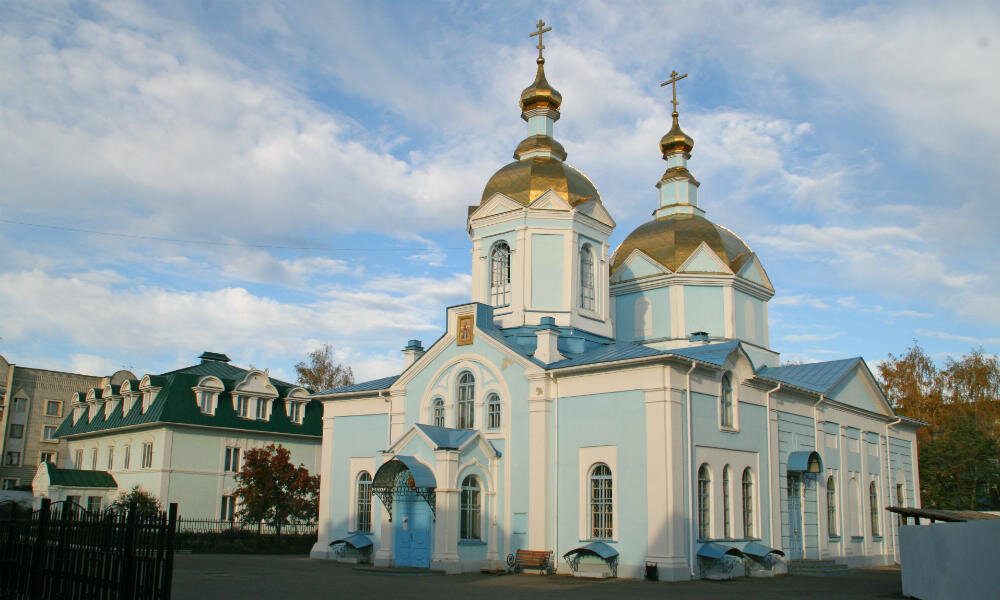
left=776, top=410, right=819, bottom=558
left=864, top=432, right=882, bottom=476
left=829, top=369, right=881, bottom=414
left=531, top=234, right=564, bottom=309
left=456, top=441, right=495, bottom=563
left=844, top=427, right=862, bottom=473
left=614, top=287, right=670, bottom=342
left=684, top=285, right=724, bottom=337
left=822, top=421, right=841, bottom=470
left=888, top=437, right=915, bottom=507
left=556, top=390, right=647, bottom=570
left=734, top=290, right=766, bottom=346
left=331, top=414, right=390, bottom=542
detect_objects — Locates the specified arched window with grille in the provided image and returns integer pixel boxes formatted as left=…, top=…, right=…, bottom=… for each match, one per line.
left=457, top=372, right=475, bottom=429
left=579, top=244, right=595, bottom=311
left=698, top=464, right=711, bottom=539
left=827, top=476, right=838, bottom=537
left=742, top=468, right=754, bottom=538
left=356, top=471, right=372, bottom=532
left=590, top=463, right=613, bottom=539
left=720, top=372, right=734, bottom=428
left=869, top=481, right=880, bottom=536
left=432, top=398, right=445, bottom=427
left=489, top=242, right=511, bottom=307
left=460, top=475, right=481, bottom=540
left=486, top=393, right=501, bottom=430
left=722, top=465, right=732, bottom=538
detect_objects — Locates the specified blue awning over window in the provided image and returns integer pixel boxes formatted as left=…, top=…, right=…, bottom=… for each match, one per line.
left=562, top=541, right=619, bottom=561
left=697, top=542, right=744, bottom=560
left=787, top=450, right=823, bottom=473
left=741, top=541, right=784, bottom=559
left=329, top=533, right=373, bottom=550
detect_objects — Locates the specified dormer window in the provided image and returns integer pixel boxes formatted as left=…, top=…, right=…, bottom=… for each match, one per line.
left=282, top=388, right=309, bottom=424
left=192, top=376, right=224, bottom=416
left=142, top=391, right=152, bottom=413
left=289, top=402, right=301, bottom=423
left=236, top=396, right=249, bottom=418
left=255, top=398, right=269, bottom=420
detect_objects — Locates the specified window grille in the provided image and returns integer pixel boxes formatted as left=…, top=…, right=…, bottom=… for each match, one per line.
left=357, top=471, right=373, bottom=532
left=460, top=475, right=482, bottom=540
left=869, top=481, right=880, bottom=536
left=579, top=244, right=595, bottom=311
left=698, top=464, right=711, bottom=539
left=487, top=394, right=501, bottom=429
left=723, top=467, right=732, bottom=538
left=489, top=242, right=511, bottom=307
left=720, top=372, right=734, bottom=428
left=743, top=468, right=754, bottom=538
left=432, top=398, right=445, bottom=427
left=457, top=373, right=475, bottom=429
left=827, top=476, right=838, bottom=536
left=590, top=463, right=613, bottom=539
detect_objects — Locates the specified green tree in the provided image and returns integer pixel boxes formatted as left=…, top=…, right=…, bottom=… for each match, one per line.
left=919, top=416, right=1000, bottom=509
left=110, top=485, right=163, bottom=515
left=233, top=444, right=319, bottom=535
left=294, top=344, right=354, bottom=393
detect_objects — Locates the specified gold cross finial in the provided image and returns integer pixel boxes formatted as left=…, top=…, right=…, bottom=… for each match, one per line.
left=529, top=19, right=552, bottom=61
left=660, top=70, right=688, bottom=116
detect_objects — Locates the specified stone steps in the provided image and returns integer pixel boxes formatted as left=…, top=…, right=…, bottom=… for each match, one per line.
left=787, top=559, right=852, bottom=575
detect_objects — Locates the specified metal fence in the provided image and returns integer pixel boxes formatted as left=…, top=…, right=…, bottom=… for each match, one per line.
left=176, top=517, right=317, bottom=536
left=0, top=498, right=178, bottom=600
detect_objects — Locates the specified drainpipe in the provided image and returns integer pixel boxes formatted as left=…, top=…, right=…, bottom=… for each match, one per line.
left=765, top=383, right=781, bottom=549
left=685, top=360, right=697, bottom=578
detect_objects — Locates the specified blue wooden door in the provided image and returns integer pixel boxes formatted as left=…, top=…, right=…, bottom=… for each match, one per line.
left=787, top=475, right=804, bottom=559
left=394, top=494, right=432, bottom=568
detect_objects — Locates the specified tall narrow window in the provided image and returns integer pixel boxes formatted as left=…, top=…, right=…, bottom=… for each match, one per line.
left=698, top=464, right=711, bottom=539
left=870, top=481, right=880, bottom=536
left=460, top=475, right=481, bottom=540
left=74, top=450, right=83, bottom=470
left=224, top=447, right=241, bottom=473
left=289, top=402, right=301, bottom=423
left=199, top=391, right=212, bottom=413
left=895, top=483, right=904, bottom=526
left=742, top=468, right=755, bottom=538
left=579, top=244, right=595, bottom=311
left=357, top=471, right=372, bottom=532
left=489, top=241, right=511, bottom=307
left=141, top=442, right=153, bottom=469
left=457, top=372, right=475, bottom=429
left=827, top=476, right=838, bottom=536
left=487, top=394, right=501, bottom=430
left=91, top=448, right=98, bottom=470
left=432, top=398, right=445, bottom=427
left=107, top=447, right=114, bottom=470
left=255, top=398, right=268, bottom=420
left=720, top=372, right=734, bottom=428
left=236, top=396, right=248, bottom=418
left=722, top=466, right=732, bottom=538
left=123, top=445, right=131, bottom=470
left=220, top=495, right=235, bottom=521
left=590, top=463, right=613, bottom=539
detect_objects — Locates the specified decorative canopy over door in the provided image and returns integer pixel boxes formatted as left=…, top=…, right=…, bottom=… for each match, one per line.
left=787, top=450, right=823, bottom=473
left=371, top=455, right=437, bottom=521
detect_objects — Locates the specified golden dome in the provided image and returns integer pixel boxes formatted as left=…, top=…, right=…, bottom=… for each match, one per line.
left=513, top=134, right=566, bottom=161
left=660, top=113, right=694, bottom=155
left=520, top=59, right=563, bottom=112
left=480, top=155, right=600, bottom=207
left=611, top=213, right=752, bottom=273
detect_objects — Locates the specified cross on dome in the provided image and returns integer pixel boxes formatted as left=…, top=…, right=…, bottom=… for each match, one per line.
left=660, top=70, right=688, bottom=116
left=529, top=20, right=552, bottom=62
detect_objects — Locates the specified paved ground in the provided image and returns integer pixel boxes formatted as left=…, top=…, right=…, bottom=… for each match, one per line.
left=173, top=554, right=906, bottom=599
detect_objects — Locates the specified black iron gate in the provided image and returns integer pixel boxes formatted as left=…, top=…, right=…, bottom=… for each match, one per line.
left=0, top=498, right=178, bottom=600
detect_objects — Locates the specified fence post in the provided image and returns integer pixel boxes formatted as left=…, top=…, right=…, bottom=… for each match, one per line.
left=162, top=503, right=178, bottom=600
left=119, top=502, right=138, bottom=600
left=28, top=498, right=51, bottom=598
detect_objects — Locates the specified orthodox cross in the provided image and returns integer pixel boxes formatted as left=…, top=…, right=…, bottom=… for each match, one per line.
left=660, top=70, right=688, bottom=113
left=530, top=20, right=552, bottom=60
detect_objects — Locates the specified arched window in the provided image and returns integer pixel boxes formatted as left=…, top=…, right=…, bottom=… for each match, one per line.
left=742, top=468, right=754, bottom=538
left=698, top=464, right=711, bottom=539
left=432, top=398, right=445, bottom=427
left=720, top=372, right=734, bottom=428
left=490, top=242, right=511, bottom=307
left=869, top=481, right=880, bottom=536
left=827, top=476, right=838, bottom=537
left=460, top=475, right=481, bottom=540
left=723, top=466, right=732, bottom=539
left=457, top=372, right=475, bottom=429
left=579, top=244, right=595, bottom=311
left=590, top=463, right=613, bottom=539
left=356, top=471, right=372, bottom=532
left=486, top=394, right=501, bottom=430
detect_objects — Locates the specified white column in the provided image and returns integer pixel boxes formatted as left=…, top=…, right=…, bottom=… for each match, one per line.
left=527, top=391, right=552, bottom=550
left=311, top=415, right=336, bottom=558
left=431, top=450, right=461, bottom=573
left=389, top=391, right=407, bottom=445
left=374, top=488, right=395, bottom=567
left=644, top=387, right=670, bottom=567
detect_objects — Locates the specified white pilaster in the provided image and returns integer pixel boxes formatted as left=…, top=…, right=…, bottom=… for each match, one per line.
left=527, top=390, right=552, bottom=550
left=431, top=449, right=461, bottom=573
left=311, top=416, right=336, bottom=558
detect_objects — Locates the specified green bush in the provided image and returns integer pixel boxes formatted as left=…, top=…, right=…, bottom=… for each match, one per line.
left=176, top=530, right=315, bottom=554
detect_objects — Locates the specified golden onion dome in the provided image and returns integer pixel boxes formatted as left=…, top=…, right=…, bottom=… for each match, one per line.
left=660, top=113, right=694, bottom=155
left=480, top=155, right=600, bottom=207
left=611, top=213, right=752, bottom=273
left=520, top=58, right=563, bottom=112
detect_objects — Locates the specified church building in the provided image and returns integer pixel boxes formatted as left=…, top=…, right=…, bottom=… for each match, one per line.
left=310, top=24, right=922, bottom=580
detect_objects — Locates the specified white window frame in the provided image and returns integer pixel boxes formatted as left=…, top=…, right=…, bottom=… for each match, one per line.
left=106, top=446, right=114, bottom=470
left=722, top=465, right=732, bottom=539
left=235, top=396, right=249, bottom=418
left=456, top=372, right=475, bottom=429
left=45, top=399, right=62, bottom=417
left=827, top=474, right=839, bottom=537
left=123, top=445, right=131, bottom=470
left=41, top=425, right=58, bottom=442
left=86, top=495, right=103, bottom=513
left=578, top=446, right=618, bottom=541
left=698, top=463, right=712, bottom=539
left=141, top=441, right=153, bottom=470
left=579, top=243, right=596, bottom=312
left=869, top=479, right=881, bottom=537
left=224, top=446, right=241, bottom=473
left=489, top=241, right=511, bottom=308
left=742, top=467, right=755, bottom=538
left=486, top=394, right=501, bottom=430
left=460, top=475, right=483, bottom=541
left=91, top=447, right=98, bottom=470
left=349, top=458, right=377, bottom=532
left=720, top=371, right=736, bottom=430
left=12, top=397, right=27, bottom=413
left=255, top=397, right=271, bottom=421
left=220, top=494, right=236, bottom=521
left=432, top=397, right=445, bottom=427
left=74, top=449, right=84, bottom=470
left=356, top=471, right=373, bottom=533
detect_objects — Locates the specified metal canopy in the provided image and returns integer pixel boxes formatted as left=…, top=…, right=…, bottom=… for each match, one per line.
left=742, top=541, right=784, bottom=559
left=371, top=455, right=437, bottom=522
left=329, top=533, right=373, bottom=550
left=787, top=450, right=823, bottom=473
left=697, top=542, right=744, bottom=560
left=562, top=541, right=619, bottom=576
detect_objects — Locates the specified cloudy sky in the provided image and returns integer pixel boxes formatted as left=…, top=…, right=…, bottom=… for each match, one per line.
left=2, top=0, right=998, bottom=384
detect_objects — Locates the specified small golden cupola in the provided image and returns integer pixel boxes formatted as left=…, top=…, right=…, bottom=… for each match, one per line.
left=654, top=70, right=702, bottom=218
left=514, top=20, right=566, bottom=161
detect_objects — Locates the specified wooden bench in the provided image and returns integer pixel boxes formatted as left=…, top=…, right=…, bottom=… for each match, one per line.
left=512, top=549, right=554, bottom=574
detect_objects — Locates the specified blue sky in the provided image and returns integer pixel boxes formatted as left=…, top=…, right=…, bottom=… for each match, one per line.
left=1, top=0, right=998, bottom=384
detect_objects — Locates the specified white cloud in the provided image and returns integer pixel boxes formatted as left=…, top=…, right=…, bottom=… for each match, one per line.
left=915, top=329, right=1000, bottom=347
left=772, top=294, right=831, bottom=310
left=782, top=332, right=845, bottom=343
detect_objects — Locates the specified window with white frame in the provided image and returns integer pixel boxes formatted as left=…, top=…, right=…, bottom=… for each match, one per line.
left=91, top=448, right=98, bottom=470
left=579, top=244, right=595, bottom=311
left=589, top=463, right=613, bottom=539
left=74, top=450, right=83, bottom=469
left=432, top=398, right=445, bottom=427
left=42, top=425, right=57, bottom=441
left=224, top=447, right=241, bottom=473
left=869, top=481, right=880, bottom=536
left=106, top=446, right=114, bottom=470
left=723, top=466, right=732, bottom=538
left=720, top=372, right=734, bottom=428
left=742, top=468, right=754, bottom=538
left=489, top=241, right=511, bottom=308
left=236, top=396, right=249, bottom=418
left=356, top=471, right=372, bottom=532
left=460, top=475, right=482, bottom=540
left=698, top=463, right=711, bottom=539
left=40, top=451, right=56, bottom=464
left=198, top=391, right=213, bottom=414
left=141, top=442, right=153, bottom=469
left=123, top=445, right=131, bottom=470
left=457, top=372, right=475, bottom=429
left=255, top=398, right=268, bottom=420
left=827, top=476, right=838, bottom=536
left=487, top=394, right=501, bottom=430
left=220, top=495, right=236, bottom=521
left=141, top=391, right=153, bottom=412
left=8, top=424, right=23, bottom=439
left=289, top=402, right=302, bottom=423
left=45, top=400, right=61, bottom=417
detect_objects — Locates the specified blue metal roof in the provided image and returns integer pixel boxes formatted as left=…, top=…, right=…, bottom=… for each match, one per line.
left=670, top=340, right=741, bottom=367
left=378, top=455, right=437, bottom=488
left=317, top=374, right=400, bottom=396
left=414, top=424, right=477, bottom=450
left=549, top=340, right=740, bottom=370
left=697, top=542, right=744, bottom=560
left=329, top=533, right=373, bottom=550
left=756, top=357, right=862, bottom=394
left=562, top=541, right=619, bottom=560
left=787, top=450, right=823, bottom=473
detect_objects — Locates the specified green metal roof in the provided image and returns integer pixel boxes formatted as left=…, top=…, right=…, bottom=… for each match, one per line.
left=56, top=356, right=321, bottom=440
left=44, top=462, right=117, bottom=488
